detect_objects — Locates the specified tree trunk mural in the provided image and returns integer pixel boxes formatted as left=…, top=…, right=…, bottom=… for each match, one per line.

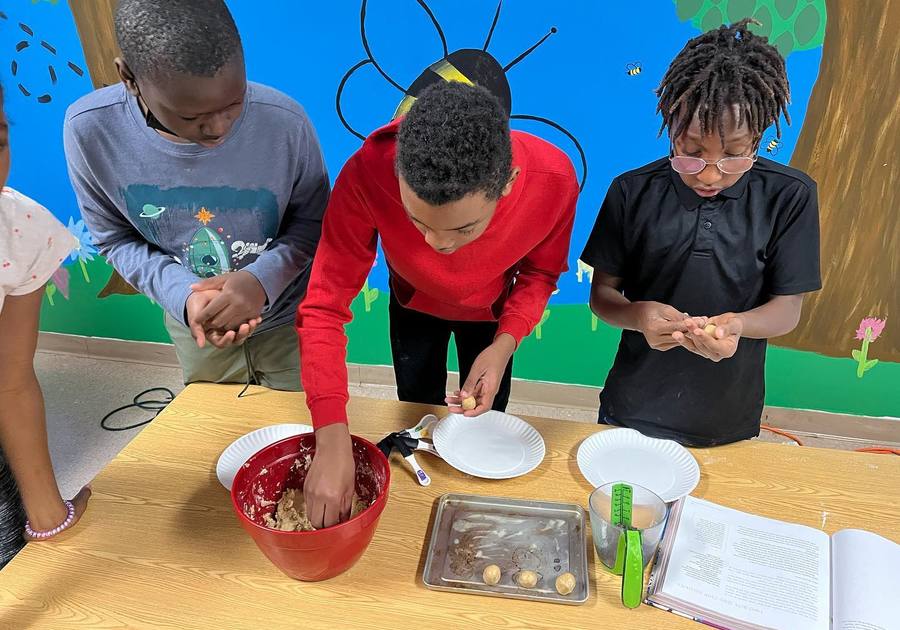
left=776, top=0, right=899, bottom=361
left=69, top=0, right=120, bottom=88
left=69, top=0, right=140, bottom=297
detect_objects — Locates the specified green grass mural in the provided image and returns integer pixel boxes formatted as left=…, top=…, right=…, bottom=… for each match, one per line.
left=40, top=258, right=900, bottom=419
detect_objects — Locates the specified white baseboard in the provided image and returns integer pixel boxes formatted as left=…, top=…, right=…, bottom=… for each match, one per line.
left=37, top=332, right=900, bottom=444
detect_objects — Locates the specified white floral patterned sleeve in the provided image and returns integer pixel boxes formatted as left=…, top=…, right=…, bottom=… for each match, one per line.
left=0, top=187, right=79, bottom=311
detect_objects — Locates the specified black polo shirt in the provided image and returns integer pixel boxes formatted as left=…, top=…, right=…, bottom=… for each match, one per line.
left=580, top=157, right=821, bottom=446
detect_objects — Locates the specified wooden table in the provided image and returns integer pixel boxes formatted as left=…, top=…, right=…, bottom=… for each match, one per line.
left=1, top=384, right=897, bottom=629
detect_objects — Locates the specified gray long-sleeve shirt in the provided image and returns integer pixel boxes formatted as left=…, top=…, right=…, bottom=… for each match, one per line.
left=63, top=82, right=329, bottom=332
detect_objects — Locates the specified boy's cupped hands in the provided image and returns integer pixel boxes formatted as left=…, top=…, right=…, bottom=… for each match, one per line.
left=186, top=271, right=267, bottom=348
left=673, top=312, right=743, bottom=362
left=637, top=301, right=743, bottom=362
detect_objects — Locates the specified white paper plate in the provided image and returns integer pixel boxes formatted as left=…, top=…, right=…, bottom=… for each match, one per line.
left=577, top=428, right=700, bottom=502
left=432, top=411, right=545, bottom=480
left=216, top=423, right=313, bottom=489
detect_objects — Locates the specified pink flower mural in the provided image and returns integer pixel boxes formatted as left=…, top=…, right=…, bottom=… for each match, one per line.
left=852, top=317, right=886, bottom=378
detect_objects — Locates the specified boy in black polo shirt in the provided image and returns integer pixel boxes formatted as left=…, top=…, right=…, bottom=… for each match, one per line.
left=581, top=19, right=821, bottom=446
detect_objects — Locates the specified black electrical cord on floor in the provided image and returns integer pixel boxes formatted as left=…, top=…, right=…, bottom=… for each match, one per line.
left=100, top=387, right=175, bottom=432
left=102, top=345, right=259, bottom=431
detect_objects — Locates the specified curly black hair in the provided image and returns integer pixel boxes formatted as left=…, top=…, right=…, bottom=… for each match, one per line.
left=397, top=81, right=512, bottom=206
left=114, top=0, right=243, bottom=80
left=656, top=18, right=791, bottom=142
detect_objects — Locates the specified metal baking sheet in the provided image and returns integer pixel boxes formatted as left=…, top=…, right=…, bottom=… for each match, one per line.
left=423, top=493, right=589, bottom=605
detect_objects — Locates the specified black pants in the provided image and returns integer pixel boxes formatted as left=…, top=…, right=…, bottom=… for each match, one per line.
left=389, top=293, right=513, bottom=410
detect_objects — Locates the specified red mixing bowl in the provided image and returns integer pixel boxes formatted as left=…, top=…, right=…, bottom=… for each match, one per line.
left=230, top=433, right=390, bottom=581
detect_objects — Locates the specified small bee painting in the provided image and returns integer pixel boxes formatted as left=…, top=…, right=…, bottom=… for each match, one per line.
left=765, top=136, right=784, bottom=155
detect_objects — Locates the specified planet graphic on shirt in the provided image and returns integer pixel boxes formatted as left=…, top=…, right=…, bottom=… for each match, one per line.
left=139, top=204, right=167, bottom=218
left=188, top=227, right=232, bottom=277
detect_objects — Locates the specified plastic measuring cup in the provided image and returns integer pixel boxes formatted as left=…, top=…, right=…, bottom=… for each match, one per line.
left=588, top=481, right=668, bottom=572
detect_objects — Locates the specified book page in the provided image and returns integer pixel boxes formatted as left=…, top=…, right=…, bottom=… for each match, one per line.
left=659, top=497, right=830, bottom=630
left=832, top=529, right=900, bottom=630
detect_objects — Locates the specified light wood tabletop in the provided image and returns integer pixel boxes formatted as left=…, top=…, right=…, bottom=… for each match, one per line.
left=1, top=384, right=897, bottom=629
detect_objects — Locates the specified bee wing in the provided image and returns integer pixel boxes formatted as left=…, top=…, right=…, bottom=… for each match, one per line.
left=338, top=0, right=450, bottom=140
left=360, top=0, right=449, bottom=93
left=336, top=60, right=377, bottom=140
left=511, top=114, right=588, bottom=191
left=336, top=59, right=409, bottom=140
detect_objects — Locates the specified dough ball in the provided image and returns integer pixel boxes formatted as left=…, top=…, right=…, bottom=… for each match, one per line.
left=704, top=323, right=717, bottom=335
left=516, top=570, right=539, bottom=589
left=482, top=564, right=501, bottom=586
left=461, top=396, right=477, bottom=411
left=555, top=572, right=576, bottom=595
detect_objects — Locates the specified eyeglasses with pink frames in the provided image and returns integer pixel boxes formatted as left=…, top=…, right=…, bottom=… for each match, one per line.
left=668, top=142, right=759, bottom=175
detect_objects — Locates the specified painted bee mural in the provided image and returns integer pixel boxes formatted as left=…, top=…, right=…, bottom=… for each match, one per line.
left=335, top=0, right=588, bottom=190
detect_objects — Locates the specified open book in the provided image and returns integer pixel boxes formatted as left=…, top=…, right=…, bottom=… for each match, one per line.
left=647, top=496, right=898, bottom=630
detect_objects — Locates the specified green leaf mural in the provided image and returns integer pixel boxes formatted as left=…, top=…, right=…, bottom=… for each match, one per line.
left=673, top=0, right=826, bottom=57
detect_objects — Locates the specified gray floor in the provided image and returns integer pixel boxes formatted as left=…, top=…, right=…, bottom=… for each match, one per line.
left=35, top=351, right=879, bottom=500
left=35, top=351, right=600, bottom=497
left=35, top=352, right=184, bottom=498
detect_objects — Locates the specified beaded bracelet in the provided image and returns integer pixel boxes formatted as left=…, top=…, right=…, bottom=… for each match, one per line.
left=24, top=500, right=75, bottom=539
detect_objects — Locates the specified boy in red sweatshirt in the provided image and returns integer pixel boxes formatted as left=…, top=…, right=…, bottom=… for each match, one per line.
left=297, top=81, right=578, bottom=527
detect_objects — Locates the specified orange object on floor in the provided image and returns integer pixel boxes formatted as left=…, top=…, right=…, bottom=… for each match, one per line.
left=855, top=447, right=900, bottom=456
left=760, top=424, right=804, bottom=446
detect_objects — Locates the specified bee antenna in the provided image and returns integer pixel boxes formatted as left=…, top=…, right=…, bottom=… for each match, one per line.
left=483, top=0, right=503, bottom=52
left=503, top=27, right=557, bottom=73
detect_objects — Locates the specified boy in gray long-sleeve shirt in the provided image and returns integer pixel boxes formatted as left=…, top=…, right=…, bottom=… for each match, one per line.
left=63, top=0, right=328, bottom=390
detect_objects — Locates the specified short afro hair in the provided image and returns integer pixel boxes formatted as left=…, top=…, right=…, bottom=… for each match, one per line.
left=397, top=81, right=512, bottom=206
left=115, top=0, right=243, bottom=81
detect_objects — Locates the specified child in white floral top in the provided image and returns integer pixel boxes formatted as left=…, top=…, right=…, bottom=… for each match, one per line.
left=0, top=84, right=91, bottom=567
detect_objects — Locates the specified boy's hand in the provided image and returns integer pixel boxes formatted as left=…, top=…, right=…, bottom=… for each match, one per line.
left=191, top=271, right=267, bottom=333
left=186, top=289, right=223, bottom=348
left=186, top=287, right=263, bottom=349
left=635, top=301, right=693, bottom=351
left=673, top=312, right=743, bottom=362
left=304, top=424, right=356, bottom=529
left=205, top=317, right=263, bottom=348
left=446, top=333, right=515, bottom=416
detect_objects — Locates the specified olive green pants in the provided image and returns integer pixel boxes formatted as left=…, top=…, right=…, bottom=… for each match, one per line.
left=165, top=315, right=301, bottom=392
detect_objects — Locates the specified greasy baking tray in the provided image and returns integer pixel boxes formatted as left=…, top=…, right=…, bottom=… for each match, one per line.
left=422, top=493, right=589, bottom=605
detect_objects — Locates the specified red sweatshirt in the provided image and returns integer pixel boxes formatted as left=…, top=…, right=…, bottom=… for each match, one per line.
left=297, top=120, right=578, bottom=429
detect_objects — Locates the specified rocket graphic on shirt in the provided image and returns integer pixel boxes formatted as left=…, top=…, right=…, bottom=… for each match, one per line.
left=122, top=184, right=279, bottom=278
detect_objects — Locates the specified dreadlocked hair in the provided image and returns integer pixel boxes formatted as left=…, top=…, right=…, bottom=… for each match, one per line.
left=655, top=18, right=791, bottom=143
